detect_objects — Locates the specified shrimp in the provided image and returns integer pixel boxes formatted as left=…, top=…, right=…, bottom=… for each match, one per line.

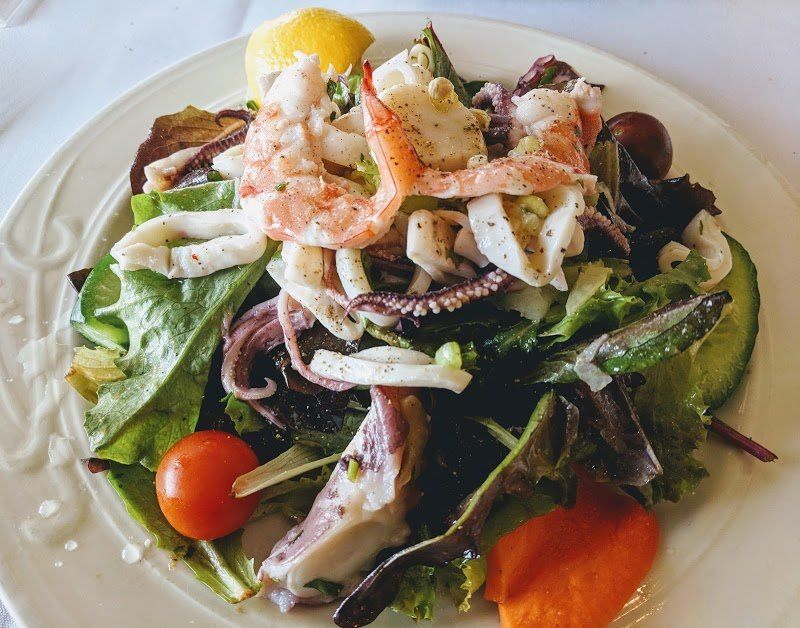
left=571, top=78, right=603, bottom=152
left=507, top=79, right=602, bottom=172
left=411, top=153, right=592, bottom=199
left=240, top=57, right=423, bottom=249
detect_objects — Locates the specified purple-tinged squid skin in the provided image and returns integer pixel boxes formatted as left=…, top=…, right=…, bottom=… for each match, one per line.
left=346, top=268, right=514, bottom=318
left=174, top=109, right=255, bottom=181
left=578, top=205, right=631, bottom=256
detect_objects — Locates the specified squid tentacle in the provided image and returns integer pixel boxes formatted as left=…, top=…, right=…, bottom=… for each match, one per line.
left=346, top=268, right=513, bottom=318
left=215, top=108, right=255, bottom=124
left=183, top=124, right=249, bottom=172
left=577, top=205, right=631, bottom=256
left=174, top=109, right=254, bottom=181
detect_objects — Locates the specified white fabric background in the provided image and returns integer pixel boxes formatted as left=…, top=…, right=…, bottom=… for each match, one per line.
left=0, top=1, right=797, bottom=625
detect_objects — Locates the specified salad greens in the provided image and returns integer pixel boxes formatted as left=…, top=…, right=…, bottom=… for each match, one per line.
left=65, top=346, right=125, bottom=404
left=223, top=393, right=269, bottom=435
left=129, top=105, right=238, bottom=194
left=335, top=392, right=575, bottom=626
left=633, top=351, right=709, bottom=503
left=327, top=72, right=362, bottom=115
left=131, top=180, right=237, bottom=225
left=417, top=23, right=471, bottom=107
left=391, top=565, right=437, bottom=621
left=70, top=253, right=128, bottom=350
left=84, top=242, right=271, bottom=470
left=65, top=19, right=768, bottom=626
left=527, top=291, right=731, bottom=387
left=68, top=175, right=278, bottom=600
left=107, top=463, right=260, bottom=602
left=82, top=181, right=274, bottom=470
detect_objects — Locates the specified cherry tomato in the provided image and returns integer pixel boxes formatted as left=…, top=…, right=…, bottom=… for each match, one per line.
left=156, top=430, right=261, bottom=540
left=606, top=111, right=673, bottom=180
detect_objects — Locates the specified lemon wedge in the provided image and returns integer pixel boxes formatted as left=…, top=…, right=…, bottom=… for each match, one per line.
left=245, top=8, right=374, bottom=103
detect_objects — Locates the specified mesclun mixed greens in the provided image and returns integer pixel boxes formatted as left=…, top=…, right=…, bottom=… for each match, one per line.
left=65, top=15, right=773, bottom=627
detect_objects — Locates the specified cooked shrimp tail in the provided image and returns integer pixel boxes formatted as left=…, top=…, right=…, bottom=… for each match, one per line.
left=360, top=61, right=427, bottom=206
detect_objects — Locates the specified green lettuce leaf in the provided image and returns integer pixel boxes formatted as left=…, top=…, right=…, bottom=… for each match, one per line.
left=417, top=23, right=470, bottom=107
left=70, top=253, right=128, bottom=350
left=542, top=253, right=709, bottom=346
left=255, top=473, right=329, bottom=522
left=482, top=319, right=539, bottom=359
left=85, top=246, right=272, bottom=470
left=625, top=249, right=709, bottom=311
left=131, top=180, right=237, bottom=225
left=543, top=287, right=640, bottom=345
left=107, top=463, right=260, bottom=603
left=391, top=565, right=436, bottom=621
left=440, top=556, right=486, bottom=613
left=84, top=176, right=274, bottom=469
left=527, top=292, right=731, bottom=386
left=222, top=393, right=267, bottom=435
left=634, top=351, right=709, bottom=503
left=65, top=346, right=125, bottom=404
left=352, top=154, right=380, bottom=195
left=305, top=578, right=343, bottom=598
left=327, top=73, right=361, bottom=115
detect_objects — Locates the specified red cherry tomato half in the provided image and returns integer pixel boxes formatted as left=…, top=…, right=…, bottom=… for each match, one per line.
left=156, top=430, right=261, bottom=540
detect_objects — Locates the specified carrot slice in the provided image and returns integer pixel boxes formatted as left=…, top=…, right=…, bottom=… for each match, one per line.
left=485, top=475, right=659, bottom=627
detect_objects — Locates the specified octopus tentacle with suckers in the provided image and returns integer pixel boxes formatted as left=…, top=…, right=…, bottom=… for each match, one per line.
left=577, top=205, right=631, bottom=256
left=181, top=109, right=254, bottom=173
left=346, top=267, right=514, bottom=318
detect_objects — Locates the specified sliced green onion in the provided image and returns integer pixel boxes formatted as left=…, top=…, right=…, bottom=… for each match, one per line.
left=364, top=320, right=413, bottom=348
left=509, top=135, right=541, bottom=156
left=516, top=194, right=550, bottom=218
left=347, top=458, right=360, bottom=482
left=434, top=341, right=462, bottom=370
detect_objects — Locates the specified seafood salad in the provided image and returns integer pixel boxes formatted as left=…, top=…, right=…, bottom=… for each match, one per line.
left=66, top=9, right=774, bottom=627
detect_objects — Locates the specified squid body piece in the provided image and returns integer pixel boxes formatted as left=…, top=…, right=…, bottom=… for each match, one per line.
left=658, top=209, right=732, bottom=289
left=261, top=387, right=428, bottom=605
left=110, top=209, right=267, bottom=278
left=467, top=184, right=586, bottom=290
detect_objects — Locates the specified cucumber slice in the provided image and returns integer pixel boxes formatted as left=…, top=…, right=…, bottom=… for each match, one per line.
left=691, top=234, right=760, bottom=408
left=70, top=254, right=129, bottom=350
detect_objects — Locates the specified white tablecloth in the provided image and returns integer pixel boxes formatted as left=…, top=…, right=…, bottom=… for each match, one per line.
left=0, top=0, right=797, bottom=625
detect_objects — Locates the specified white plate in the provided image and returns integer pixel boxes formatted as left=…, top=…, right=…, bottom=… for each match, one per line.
left=0, top=12, right=798, bottom=628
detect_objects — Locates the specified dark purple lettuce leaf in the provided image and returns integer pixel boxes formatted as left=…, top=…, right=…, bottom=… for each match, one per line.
left=707, top=416, right=777, bottom=462
left=594, top=121, right=722, bottom=276
left=68, top=267, right=91, bottom=292
left=129, top=105, right=238, bottom=194
left=333, top=391, right=574, bottom=628
left=652, top=174, right=720, bottom=218
left=570, top=378, right=663, bottom=486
